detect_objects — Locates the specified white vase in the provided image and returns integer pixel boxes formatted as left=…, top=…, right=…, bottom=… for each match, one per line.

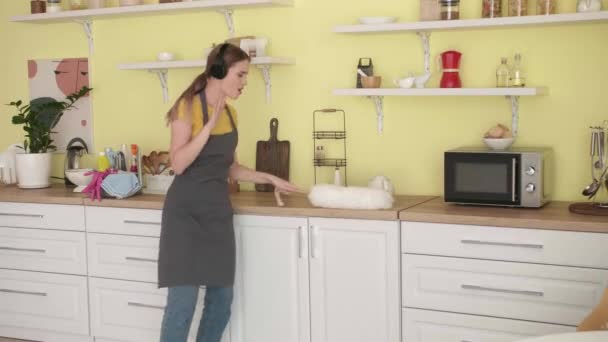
left=15, top=153, right=52, bottom=189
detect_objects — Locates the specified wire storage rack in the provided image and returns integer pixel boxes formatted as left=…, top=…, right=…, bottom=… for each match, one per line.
left=312, top=108, right=347, bottom=185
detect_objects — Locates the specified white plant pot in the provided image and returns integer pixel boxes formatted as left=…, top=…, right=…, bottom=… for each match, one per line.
left=16, top=153, right=52, bottom=189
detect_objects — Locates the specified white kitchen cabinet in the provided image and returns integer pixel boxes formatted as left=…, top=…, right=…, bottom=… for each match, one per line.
left=0, top=202, right=85, bottom=231
left=402, top=254, right=608, bottom=326
left=89, top=277, right=228, bottom=342
left=85, top=206, right=162, bottom=237
left=0, top=226, right=87, bottom=275
left=87, top=232, right=159, bottom=283
left=231, top=216, right=400, bottom=342
left=402, top=308, right=573, bottom=342
left=0, top=269, right=89, bottom=336
left=309, top=217, right=400, bottom=342
left=231, top=214, right=310, bottom=342
left=402, top=221, right=608, bottom=269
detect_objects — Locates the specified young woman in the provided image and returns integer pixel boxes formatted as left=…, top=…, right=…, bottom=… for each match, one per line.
left=158, top=43, right=298, bottom=342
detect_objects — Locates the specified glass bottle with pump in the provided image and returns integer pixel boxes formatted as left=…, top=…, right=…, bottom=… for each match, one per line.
left=509, top=53, right=526, bottom=87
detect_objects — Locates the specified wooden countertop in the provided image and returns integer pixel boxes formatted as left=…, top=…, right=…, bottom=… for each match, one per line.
left=399, top=197, right=608, bottom=233
left=230, top=191, right=435, bottom=220
left=0, top=184, right=434, bottom=220
left=0, top=184, right=85, bottom=205
left=2, top=185, right=606, bottom=230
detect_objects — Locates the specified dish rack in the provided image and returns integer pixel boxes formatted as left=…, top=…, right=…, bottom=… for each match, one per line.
left=312, top=108, right=347, bottom=185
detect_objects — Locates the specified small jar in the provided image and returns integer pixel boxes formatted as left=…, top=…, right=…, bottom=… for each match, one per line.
left=508, top=0, right=528, bottom=16
left=69, top=0, right=87, bottom=10
left=314, top=146, right=325, bottom=160
left=536, top=0, right=556, bottom=14
left=440, top=0, right=460, bottom=20
left=47, top=0, right=63, bottom=13
left=482, top=0, right=502, bottom=18
left=30, top=0, right=46, bottom=14
left=87, top=0, right=105, bottom=8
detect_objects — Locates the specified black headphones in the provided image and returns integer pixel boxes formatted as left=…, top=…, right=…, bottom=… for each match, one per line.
left=209, top=43, right=230, bottom=80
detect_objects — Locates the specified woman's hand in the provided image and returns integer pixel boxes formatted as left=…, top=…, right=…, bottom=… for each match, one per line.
left=206, top=96, right=226, bottom=131
left=267, top=174, right=300, bottom=194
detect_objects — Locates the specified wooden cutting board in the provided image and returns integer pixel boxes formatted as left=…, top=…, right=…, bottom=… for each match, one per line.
left=255, top=118, right=290, bottom=192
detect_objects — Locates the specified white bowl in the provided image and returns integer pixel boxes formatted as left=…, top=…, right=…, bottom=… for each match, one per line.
left=157, top=52, right=175, bottom=62
left=483, top=138, right=514, bottom=150
left=65, top=168, right=94, bottom=192
left=358, top=16, right=397, bottom=25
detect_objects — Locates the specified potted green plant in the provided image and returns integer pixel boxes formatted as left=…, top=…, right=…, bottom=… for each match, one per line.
left=7, top=86, right=92, bottom=189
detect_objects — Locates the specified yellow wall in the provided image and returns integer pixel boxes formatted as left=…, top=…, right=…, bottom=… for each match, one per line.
left=1, top=0, right=607, bottom=200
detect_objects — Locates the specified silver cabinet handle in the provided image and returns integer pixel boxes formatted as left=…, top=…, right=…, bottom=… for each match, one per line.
left=0, top=213, right=43, bottom=218
left=128, top=302, right=165, bottom=310
left=124, top=220, right=161, bottom=226
left=511, top=158, right=517, bottom=203
left=125, top=257, right=157, bottom=263
left=311, top=225, right=319, bottom=258
left=0, top=288, right=47, bottom=296
left=461, top=239, right=543, bottom=249
left=462, top=284, right=544, bottom=297
left=0, top=246, right=46, bottom=253
left=298, top=226, right=305, bottom=259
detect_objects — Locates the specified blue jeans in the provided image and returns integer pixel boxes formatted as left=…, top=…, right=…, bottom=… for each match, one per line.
left=160, top=286, right=233, bottom=342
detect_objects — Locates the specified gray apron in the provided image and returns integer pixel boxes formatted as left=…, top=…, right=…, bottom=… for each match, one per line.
left=158, top=91, right=238, bottom=288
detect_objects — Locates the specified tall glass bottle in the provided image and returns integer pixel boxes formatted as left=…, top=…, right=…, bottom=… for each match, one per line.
left=509, top=53, right=526, bottom=87
left=496, top=57, right=510, bottom=87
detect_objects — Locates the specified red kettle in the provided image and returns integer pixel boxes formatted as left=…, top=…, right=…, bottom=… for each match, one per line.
left=439, top=50, right=462, bottom=88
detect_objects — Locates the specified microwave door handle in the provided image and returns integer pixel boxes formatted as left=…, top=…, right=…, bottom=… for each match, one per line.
left=512, top=158, right=517, bottom=203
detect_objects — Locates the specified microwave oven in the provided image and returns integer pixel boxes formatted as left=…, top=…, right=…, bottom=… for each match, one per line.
left=444, top=147, right=553, bottom=208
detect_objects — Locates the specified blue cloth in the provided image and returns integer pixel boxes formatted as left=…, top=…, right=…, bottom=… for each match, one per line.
left=101, top=172, right=140, bottom=199
left=160, top=286, right=233, bottom=342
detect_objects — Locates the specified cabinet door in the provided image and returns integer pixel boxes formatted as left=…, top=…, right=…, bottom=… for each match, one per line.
left=309, top=217, right=400, bottom=342
left=89, top=277, right=229, bottom=342
left=402, top=308, right=573, bottom=342
left=231, top=215, right=310, bottom=342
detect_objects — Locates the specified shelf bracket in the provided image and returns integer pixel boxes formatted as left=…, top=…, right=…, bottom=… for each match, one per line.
left=149, top=69, right=169, bottom=103
left=416, top=31, right=431, bottom=74
left=257, top=64, right=272, bottom=103
left=508, top=95, right=520, bottom=138
left=218, top=9, right=235, bottom=38
left=75, top=19, right=93, bottom=55
left=367, top=95, right=384, bottom=134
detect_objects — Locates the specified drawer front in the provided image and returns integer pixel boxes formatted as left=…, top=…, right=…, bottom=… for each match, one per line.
left=0, top=269, right=89, bottom=335
left=86, top=206, right=162, bottom=236
left=0, top=202, right=85, bottom=231
left=403, top=308, right=573, bottom=342
left=89, top=277, right=206, bottom=342
left=0, top=227, right=86, bottom=275
left=402, top=221, right=608, bottom=269
left=87, top=233, right=159, bottom=283
left=402, top=254, right=608, bottom=326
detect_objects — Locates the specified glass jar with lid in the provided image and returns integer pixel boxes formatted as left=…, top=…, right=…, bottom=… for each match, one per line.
left=47, top=0, right=63, bottom=13
left=537, top=0, right=557, bottom=14
left=482, top=0, right=502, bottom=18
left=508, top=0, right=528, bottom=16
left=440, top=0, right=460, bottom=20
left=69, top=0, right=87, bottom=10
left=30, top=0, right=46, bottom=14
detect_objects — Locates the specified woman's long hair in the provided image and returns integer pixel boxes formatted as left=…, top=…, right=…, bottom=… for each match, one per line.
left=165, top=43, right=250, bottom=124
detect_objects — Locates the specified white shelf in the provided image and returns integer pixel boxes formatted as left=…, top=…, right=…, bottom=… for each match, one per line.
left=333, top=87, right=548, bottom=96
left=10, top=0, right=292, bottom=23
left=10, top=0, right=293, bottom=54
left=333, top=87, right=547, bottom=135
left=118, top=56, right=295, bottom=70
left=120, top=57, right=295, bottom=103
left=334, top=11, right=608, bottom=33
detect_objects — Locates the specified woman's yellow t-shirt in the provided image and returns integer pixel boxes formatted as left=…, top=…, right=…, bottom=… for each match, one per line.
left=176, top=96, right=238, bottom=137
